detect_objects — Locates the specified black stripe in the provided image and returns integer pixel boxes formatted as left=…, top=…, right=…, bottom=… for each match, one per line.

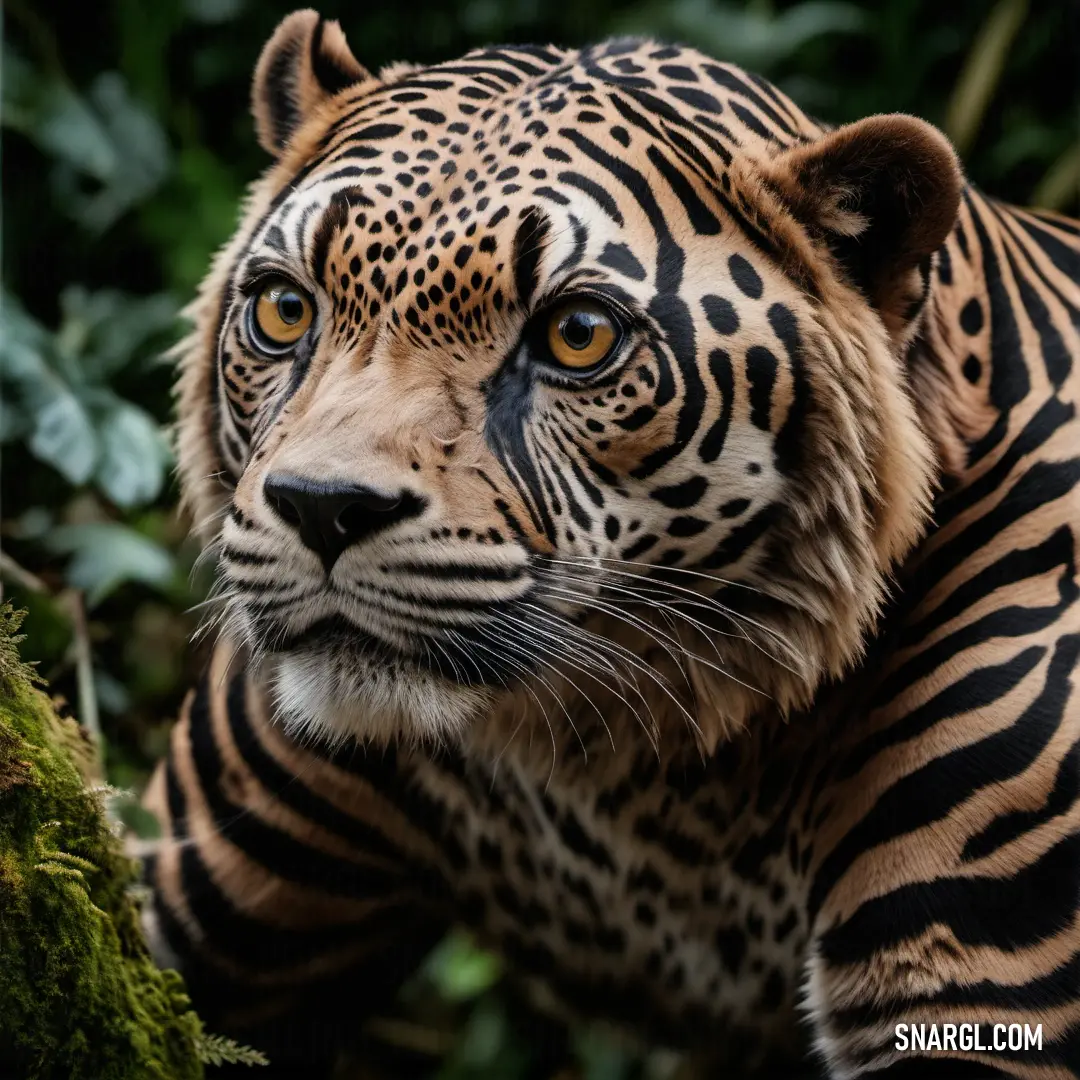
left=393, top=559, right=526, bottom=582
left=701, top=64, right=797, bottom=137
left=832, top=948, right=1080, bottom=1019
left=831, top=646, right=1047, bottom=811
left=309, top=17, right=362, bottom=95
left=512, top=206, right=551, bottom=307
left=701, top=502, right=778, bottom=569
left=223, top=671, right=433, bottom=870
left=902, top=454, right=1080, bottom=626
left=876, top=553, right=1078, bottom=710
left=964, top=191, right=1029, bottom=427
left=698, top=347, right=734, bottom=463
left=557, top=129, right=705, bottom=482
left=556, top=171, right=625, bottom=225
left=768, top=303, right=809, bottom=474
left=187, top=672, right=414, bottom=899
left=1012, top=209, right=1080, bottom=281
left=931, top=395, right=1074, bottom=536
left=900, top=525, right=1077, bottom=648
left=997, top=217, right=1073, bottom=388
left=818, top=830, right=1080, bottom=962
left=963, top=729, right=1080, bottom=861
left=469, top=49, right=549, bottom=77
left=815, top=636, right=1079, bottom=918
left=645, top=145, right=721, bottom=235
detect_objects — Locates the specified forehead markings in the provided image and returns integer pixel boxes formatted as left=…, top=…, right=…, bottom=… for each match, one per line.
left=512, top=207, right=551, bottom=308
left=220, top=41, right=818, bottom=493
left=551, top=128, right=705, bottom=481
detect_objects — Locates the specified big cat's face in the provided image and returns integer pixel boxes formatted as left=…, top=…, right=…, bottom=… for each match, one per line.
left=176, top=16, right=955, bottom=748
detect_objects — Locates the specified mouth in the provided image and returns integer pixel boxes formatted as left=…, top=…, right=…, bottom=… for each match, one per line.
left=271, top=613, right=523, bottom=688
left=257, top=618, right=494, bottom=744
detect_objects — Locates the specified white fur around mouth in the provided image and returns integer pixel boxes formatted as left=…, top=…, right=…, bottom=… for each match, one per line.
left=267, top=645, right=494, bottom=747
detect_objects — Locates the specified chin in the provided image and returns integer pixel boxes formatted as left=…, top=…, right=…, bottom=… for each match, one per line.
left=266, top=644, right=495, bottom=746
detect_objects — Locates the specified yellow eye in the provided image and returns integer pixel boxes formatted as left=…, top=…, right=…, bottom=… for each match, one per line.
left=546, top=299, right=619, bottom=369
left=251, top=279, right=313, bottom=348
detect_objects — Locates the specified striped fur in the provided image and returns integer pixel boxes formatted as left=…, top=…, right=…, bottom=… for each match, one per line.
left=146, top=12, right=1080, bottom=1076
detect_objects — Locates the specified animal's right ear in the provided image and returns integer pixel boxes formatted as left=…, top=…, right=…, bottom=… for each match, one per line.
left=252, top=9, right=371, bottom=157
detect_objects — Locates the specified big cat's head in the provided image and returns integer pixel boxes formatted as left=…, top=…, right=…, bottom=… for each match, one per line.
left=176, top=10, right=960, bottom=748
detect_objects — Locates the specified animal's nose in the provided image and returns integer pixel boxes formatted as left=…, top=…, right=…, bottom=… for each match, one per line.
left=263, top=474, right=424, bottom=572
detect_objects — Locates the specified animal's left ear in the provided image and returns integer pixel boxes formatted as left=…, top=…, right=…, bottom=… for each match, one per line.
left=762, top=114, right=963, bottom=336
left=252, top=9, right=371, bottom=157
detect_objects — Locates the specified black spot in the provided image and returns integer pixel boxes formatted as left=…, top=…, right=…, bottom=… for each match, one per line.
left=773, top=908, right=798, bottom=943
left=669, top=86, right=723, bottom=112
left=598, top=242, right=647, bottom=281
left=960, top=296, right=984, bottom=335
left=634, top=901, right=657, bottom=927
left=627, top=863, right=664, bottom=894
left=667, top=516, right=708, bottom=537
left=622, top=534, right=657, bottom=559
left=746, top=345, right=778, bottom=430
left=760, top=968, right=785, bottom=1010
left=651, top=475, right=708, bottom=509
left=478, top=837, right=503, bottom=870
left=658, top=63, right=697, bottom=81
left=719, top=498, right=750, bottom=518
left=614, top=405, right=657, bottom=431
left=354, top=123, right=404, bottom=141
left=728, top=253, right=763, bottom=299
left=702, top=295, right=740, bottom=335
left=714, top=926, right=746, bottom=975
left=962, top=354, right=982, bottom=384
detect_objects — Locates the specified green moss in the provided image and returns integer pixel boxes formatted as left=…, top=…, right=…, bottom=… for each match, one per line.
left=0, top=605, right=205, bottom=1079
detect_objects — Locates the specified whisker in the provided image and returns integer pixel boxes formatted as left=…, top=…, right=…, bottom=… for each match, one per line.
left=474, top=624, right=590, bottom=763
left=541, top=552, right=785, bottom=602
left=533, top=564, right=797, bottom=676
left=490, top=610, right=618, bottom=754
left=537, top=556, right=802, bottom=662
left=531, top=589, right=703, bottom=738
left=459, top=630, right=559, bottom=789
left=518, top=603, right=661, bottom=751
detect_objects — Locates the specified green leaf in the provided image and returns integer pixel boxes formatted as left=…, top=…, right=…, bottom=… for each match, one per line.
left=944, top=0, right=1030, bottom=155
left=57, top=286, right=178, bottom=380
left=0, top=397, right=33, bottom=444
left=28, top=391, right=99, bottom=485
left=613, top=0, right=867, bottom=72
left=457, top=1000, right=505, bottom=1067
left=425, top=933, right=503, bottom=1001
left=93, top=401, right=170, bottom=507
left=575, top=1029, right=633, bottom=1080
left=194, top=1031, right=268, bottom=1067
left=45, top=522, right=176, bottom=606
left=185, top=0, right=248, bottom=23
left=2, top=47, right=169, bottom=233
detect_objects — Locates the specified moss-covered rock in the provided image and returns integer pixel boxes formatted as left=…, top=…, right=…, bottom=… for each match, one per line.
left=0, top=604, right=206, bottom=1079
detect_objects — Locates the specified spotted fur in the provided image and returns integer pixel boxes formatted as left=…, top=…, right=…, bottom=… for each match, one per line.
left=145, top=10, right=1080, bottom=1077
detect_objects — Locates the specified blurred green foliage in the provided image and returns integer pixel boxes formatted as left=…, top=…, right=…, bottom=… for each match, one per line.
left=1, top=0, right=1076, bottom=1075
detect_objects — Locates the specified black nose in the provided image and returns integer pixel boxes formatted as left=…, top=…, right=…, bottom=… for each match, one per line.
left=264, top=474, right=424, bottom=572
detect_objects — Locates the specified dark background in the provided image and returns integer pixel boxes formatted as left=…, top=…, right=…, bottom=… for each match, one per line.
left=2, top=0, right=1077, bottom=1074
